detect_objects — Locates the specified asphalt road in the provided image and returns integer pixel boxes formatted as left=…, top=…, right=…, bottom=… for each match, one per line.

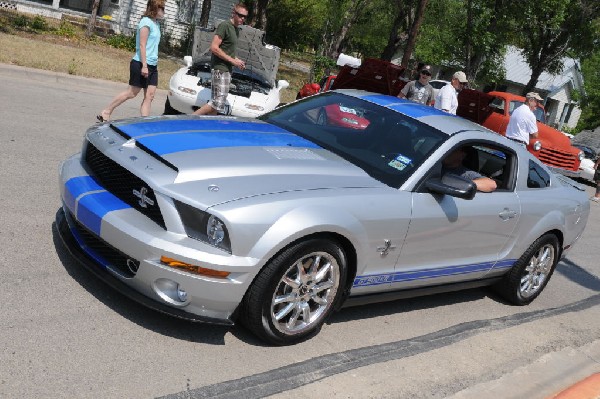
left=1, top=64, right=599, bottom=399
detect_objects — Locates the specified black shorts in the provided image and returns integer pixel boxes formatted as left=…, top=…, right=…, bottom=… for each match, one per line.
left=128, top=59, right=158, bottom=88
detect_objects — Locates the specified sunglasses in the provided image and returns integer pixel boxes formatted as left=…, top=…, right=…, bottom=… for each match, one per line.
left=421, top=71, right=431, bottom=76
left=235, top=11, right=248, bottom=18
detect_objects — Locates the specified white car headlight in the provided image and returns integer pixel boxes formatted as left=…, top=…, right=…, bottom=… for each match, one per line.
left=578, top=151, right=585, bottom=161
left=178, top=86, right=197, bottom=95
left=174, top=200, right=231, bottom=252
left=532, top=141, right=542, bottom=151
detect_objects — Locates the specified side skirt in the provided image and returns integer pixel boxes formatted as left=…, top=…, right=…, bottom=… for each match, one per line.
left=342, top=278, right=502, bottom=308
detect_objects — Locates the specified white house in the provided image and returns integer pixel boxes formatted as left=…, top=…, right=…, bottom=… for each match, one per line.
left=3, top=0, right=235, bottom=43
left=499, top=46, right=583, bottom=131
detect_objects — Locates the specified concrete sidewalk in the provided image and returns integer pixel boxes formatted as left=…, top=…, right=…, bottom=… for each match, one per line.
left=447, top=339, right=600, bottom=399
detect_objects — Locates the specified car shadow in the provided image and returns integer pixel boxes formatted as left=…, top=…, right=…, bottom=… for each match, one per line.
left=557, top=257, right=600, bottom=292
left=329, top=286, right=496, bottom=325
left=51, top=220, right=268, bottom=346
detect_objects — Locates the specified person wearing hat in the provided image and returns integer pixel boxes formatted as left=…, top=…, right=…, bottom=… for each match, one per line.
left=505, top=92, right=542, bottom=147
left=434, top=71, right=468, bottom=114
left=398, top=65, right=434, bottom=106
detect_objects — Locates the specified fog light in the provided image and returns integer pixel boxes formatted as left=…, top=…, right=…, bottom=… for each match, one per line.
left=532, top=141, right=542, bottom=151
left=176, top=285, right=188, bottom=302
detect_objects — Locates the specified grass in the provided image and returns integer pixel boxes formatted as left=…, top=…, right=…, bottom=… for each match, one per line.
left=0, top=9, right=311, bottom=103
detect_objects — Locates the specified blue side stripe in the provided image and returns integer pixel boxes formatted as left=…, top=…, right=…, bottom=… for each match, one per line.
left=353, top=260, right=517, bottom=287
left=77, top=191, right=130, bottom=236
left=115, top=120, right=288, bottom=138
left=64, top=176, right=103, bottom=211
left=136, top=130, right=321, bottom=155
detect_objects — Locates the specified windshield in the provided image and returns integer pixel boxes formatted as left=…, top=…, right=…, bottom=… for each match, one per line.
left=509, top=100, right=546, bottom=123
left=259, top=92, right=447, bottom=188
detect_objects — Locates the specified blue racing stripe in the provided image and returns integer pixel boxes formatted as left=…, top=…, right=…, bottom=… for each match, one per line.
left=137, top=130, right=320, bottom=155
left=353, top=260, right=513, bottom=287
left=77, top=191, right=130, bottom=236
left=64, top=176, right=103, bottom=211
left=359, top=93, right=448, bottom=119
left=115, top=119, right=287, bottom=138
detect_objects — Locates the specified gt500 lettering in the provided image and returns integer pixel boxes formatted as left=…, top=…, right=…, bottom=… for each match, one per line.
left=354, top=275, right=393, bottom=287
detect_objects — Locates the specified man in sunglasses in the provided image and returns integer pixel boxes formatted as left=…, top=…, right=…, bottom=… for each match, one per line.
left=193, top=3, right=248, bottom=115
left=397, top=65, right=434, bottom=106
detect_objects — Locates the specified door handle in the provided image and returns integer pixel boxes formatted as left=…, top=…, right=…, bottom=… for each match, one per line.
left=498, top=208, right=517, bottom=221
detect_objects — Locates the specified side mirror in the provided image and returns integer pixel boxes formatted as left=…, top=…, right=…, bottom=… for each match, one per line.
left=278, top=80, right=290, bottom=90
left=183, top=56, right=193, bottom=67
left=425, top=173, right=477, bottom=200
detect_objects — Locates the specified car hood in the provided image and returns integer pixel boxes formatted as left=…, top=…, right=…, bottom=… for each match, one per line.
left=192, top=22, right=281, bottom=85
left=107, top=117, right=385, bottom=207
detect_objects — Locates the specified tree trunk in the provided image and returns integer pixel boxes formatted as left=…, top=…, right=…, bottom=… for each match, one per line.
left=380, top=2, right=406, bottom=61
left=399, top=0, right=429, bottom=69
left=199, top=0, right=212, bottom=28
left=324, top=0, right=370, bottom=59
left=85, top=0, right=100, bottom=37
left=253, top=0, right=270, bottom=30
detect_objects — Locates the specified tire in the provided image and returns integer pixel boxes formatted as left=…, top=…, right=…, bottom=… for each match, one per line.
left=495, top=234, right=559, bottom=305
left=163, top=98, right=181, bottom=115
left=241, top=239, right=347, bottom=345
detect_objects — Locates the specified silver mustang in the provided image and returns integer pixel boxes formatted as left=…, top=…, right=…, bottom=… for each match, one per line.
left=57, top=90, right=590, bottom=345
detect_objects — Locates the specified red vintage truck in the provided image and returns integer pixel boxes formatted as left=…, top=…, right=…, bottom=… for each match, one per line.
left=457, top=90, right=582, bottom=175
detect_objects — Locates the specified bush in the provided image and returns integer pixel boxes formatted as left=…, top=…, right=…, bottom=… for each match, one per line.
left=55, top=21, right=76, bottom=37
left=31, top=16, right=48, bottom=31
left=12, top=14, right=30, bottom=29
left=106, top=33, right=136, bottom=52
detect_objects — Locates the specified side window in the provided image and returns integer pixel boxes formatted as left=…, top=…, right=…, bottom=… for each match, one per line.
left=527, top=160, right=550, bottom=188
left=470, top=145, right=513, bottom=190
left=489, top=98, right=505, bottom=114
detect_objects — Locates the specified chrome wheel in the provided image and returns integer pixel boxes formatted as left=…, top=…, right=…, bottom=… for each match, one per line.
left=519, top=243, right=555, bottom=298
left=270, top=251, right=340, bottom=335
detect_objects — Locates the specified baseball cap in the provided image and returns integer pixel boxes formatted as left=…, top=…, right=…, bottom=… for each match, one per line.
left=420, top=65, right=432, bottom=75
left=452, top=71, right=468, bottom=83
left=526, top=92, right=543, bottom=101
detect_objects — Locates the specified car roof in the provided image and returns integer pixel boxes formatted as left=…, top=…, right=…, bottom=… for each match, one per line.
left=332, top=89, right=496, bottom=138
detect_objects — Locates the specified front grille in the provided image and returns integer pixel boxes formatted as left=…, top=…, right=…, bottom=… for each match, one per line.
left=68, top=210, right=140, bottom=278
left=537, top=147, right=578, bottom=171
left=84, top=142, right=166, bottom=229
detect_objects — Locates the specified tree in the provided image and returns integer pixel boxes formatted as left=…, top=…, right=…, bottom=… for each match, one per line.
left=199, top=0, right=212, bottom=28
left=321, top=0, right=375, bottom=59
left=86, top=0, right=100, bottom=37
left=515, top=0, right=600, bottom=95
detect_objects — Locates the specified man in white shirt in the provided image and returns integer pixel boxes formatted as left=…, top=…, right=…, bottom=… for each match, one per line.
left=505, top=92, right=542, bottom=146
left=434, top=71, right=468, bottom=114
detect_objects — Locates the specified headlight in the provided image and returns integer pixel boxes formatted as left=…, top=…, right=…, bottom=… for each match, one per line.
left=174, top=200, right=231, bottom=252
left=578, top=151, right=585, bottom=161
left=532, top=141, right=542, bottom=151
left=178, top=86, right=197, bottom=95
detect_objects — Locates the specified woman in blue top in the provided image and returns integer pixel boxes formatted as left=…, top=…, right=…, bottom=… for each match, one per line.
left=98, top=0, right=165, bottom=122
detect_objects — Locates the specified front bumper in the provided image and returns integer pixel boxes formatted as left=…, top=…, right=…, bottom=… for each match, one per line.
left=58, top=154, right=260, bottom=325
left=56, top=208, right=234, bottom=325
left=548, top=166, right=581, bottom=178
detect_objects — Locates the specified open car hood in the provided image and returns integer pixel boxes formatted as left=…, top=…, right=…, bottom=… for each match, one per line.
left=192, top=21, right=281, bottom=85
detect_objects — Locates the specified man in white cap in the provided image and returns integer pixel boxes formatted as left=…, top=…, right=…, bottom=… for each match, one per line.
left=434, top=71, right=468, bottom=114
left=505, top=92, right=542, bottom=146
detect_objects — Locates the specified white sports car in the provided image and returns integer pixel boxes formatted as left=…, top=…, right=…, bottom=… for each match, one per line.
left=165, top=23, right=289, bottom=118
